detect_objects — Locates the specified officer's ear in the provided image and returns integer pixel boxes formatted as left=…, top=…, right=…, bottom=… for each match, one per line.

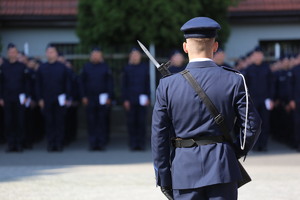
left=213, top=41, right=219, bottom=53
left=183, top=42, right=188, bottom=54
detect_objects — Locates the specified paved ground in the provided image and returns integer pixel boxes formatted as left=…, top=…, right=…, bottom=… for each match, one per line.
left=0, top=133, right=299, bottom=200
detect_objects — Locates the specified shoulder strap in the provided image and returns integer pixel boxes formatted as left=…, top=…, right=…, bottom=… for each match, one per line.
left=180, top=69, right=232, bottom=142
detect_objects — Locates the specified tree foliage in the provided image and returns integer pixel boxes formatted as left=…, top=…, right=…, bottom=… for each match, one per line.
left=76, top=0, right=238, bottom=52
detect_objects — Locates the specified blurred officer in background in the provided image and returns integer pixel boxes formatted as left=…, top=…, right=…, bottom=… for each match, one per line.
left=23, top=57, right=39, bottom=149
left=79, top=47, right=114, bottom=151
left=0, top=43, right=30, bottom=152
left=36, top=45, right=71, bottom=152
left=168, top=50, right=186, bottom=73
left=244, top=47, right=275, bottom=151
left=122, top=47, right=150, bottom=151
left=64, top=59, right=80, bottom=146
left=289, top=53, right=300, bottom=152
left=213, top=48, right=231, bottom=68
left=272, top=56, right=293, bottom=143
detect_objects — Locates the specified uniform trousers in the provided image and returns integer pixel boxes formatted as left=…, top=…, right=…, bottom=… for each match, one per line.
left=43, top=102, right=66, bottom=148
left=173, top=182, right=238, bottom=200
left=86, top=103, right=109, bottom=148
left=3, top=101, right=25, bottom=148
left=126, top=104, right=147, bottom=149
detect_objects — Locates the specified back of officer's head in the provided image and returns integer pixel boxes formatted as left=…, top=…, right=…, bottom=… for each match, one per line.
left=180, top=17, right=221, bottom=58
left=46, top=45, right=58, bottom=63
left=90, top=47, right=103, bottom=64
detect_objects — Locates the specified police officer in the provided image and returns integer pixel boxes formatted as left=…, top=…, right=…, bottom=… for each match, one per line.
left=36, top=45, right=71, bottom=152
left=272, top=56, right=293, bottom=143
left=0, top=43, right=30, bottom=152
left=168, top=50, right=186, bottom=73
left=152, top=17, right=261, bottom=200
left=243, top=47, right=275, bottom=151
left=122, top=47, right=150, bottom=151
left=64, top=60, right=80, bottom=145
left=80, top=47, right=114, bottom=151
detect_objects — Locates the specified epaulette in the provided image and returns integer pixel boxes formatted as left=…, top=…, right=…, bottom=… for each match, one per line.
left=222, top=66, right=240, bottom=74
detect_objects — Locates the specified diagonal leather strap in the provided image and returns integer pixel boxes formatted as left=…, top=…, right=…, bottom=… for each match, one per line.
left=180, top=69, right=232, bottom=143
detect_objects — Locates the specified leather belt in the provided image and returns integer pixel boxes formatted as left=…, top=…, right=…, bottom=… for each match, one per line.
left=172, top=135, right=225, bottom=148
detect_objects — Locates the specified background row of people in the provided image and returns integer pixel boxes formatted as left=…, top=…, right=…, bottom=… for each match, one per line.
left=0, top=44, right=151, bottom=152
left=1, top=42, right=300, bottom=153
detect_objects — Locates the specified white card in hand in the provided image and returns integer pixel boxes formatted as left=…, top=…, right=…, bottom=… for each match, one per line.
left=19, top=93, right=26, bottom=105
left=58, top=93, right=66, bottom=106
left=265, top=98, right=271, bottom=110
left=139, top=94, right=148, bottom=106
left=99, top=93, right=109, bottom=105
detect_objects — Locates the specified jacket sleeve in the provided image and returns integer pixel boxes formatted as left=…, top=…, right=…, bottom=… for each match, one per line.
left=151, top=79, right=172, bottom=187
left=35, top=67, right=43, bottom=101
left=24, top=67, right=31, bottom=99
left=233, top=75, right=262, bottom=158
left=121, top=66, right=129, bottom=102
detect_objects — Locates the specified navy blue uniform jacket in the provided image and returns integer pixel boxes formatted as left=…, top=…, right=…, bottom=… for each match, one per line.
left=244, top=63, right=275, bottom=104
left=152, top=60, right=261, bottom=189
left=0, top=61, right=30, bottom=101
left=36, top=61, right=71, bottom=104
left=122, top=62, right=150, bottom=104
left=79, top=62, right=114, bottom=104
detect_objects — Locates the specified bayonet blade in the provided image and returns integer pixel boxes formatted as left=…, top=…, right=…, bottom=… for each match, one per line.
left=137, top=40, right=160, bottom=68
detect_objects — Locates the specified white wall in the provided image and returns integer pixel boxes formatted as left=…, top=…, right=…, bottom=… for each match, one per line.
left=225, top=23, right=300, bottom=61
left=0, top=28, right=79, bottom=58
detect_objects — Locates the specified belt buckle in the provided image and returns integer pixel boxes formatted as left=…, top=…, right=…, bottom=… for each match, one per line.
left=173, top=138, right=182, bottom=148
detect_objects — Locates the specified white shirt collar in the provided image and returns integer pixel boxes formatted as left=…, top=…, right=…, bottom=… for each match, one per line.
left=189, top=58, right=213, bottom=63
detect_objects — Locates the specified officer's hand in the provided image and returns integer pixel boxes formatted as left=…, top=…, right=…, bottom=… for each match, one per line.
left=289, top=100, right=296, bottom=110
left=161, top=186, right=173, bottom=200
left=123, top=101, right=130, bottom=111
left=269, top=100, right=275, bottom=111
left=39, top=100, right=44, bottom=109
left=145, top=99, right=150, bottom=106
left=106, top=99, right=111, bottom=105
left=21, top=98, right=27, bottom=105
left=82, top=97, right=88, bottom=106
left=0, top=99, right=4, bottom=107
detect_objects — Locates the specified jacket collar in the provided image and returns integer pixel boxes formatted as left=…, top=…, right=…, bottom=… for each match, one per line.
left=186, top=60, right=218, bottom=69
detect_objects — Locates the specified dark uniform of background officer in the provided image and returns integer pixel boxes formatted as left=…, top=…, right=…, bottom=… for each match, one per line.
left=80, top=48, right=114, bottom=151
left=36, top=45, right=71, bottom=152
left=122, top=48, right=150, bottom=151
left=152, top=17, right=261, bottom=200
left=243, top=48, right=275, bottom=151
left=0, top=43, right=30, bottom=152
